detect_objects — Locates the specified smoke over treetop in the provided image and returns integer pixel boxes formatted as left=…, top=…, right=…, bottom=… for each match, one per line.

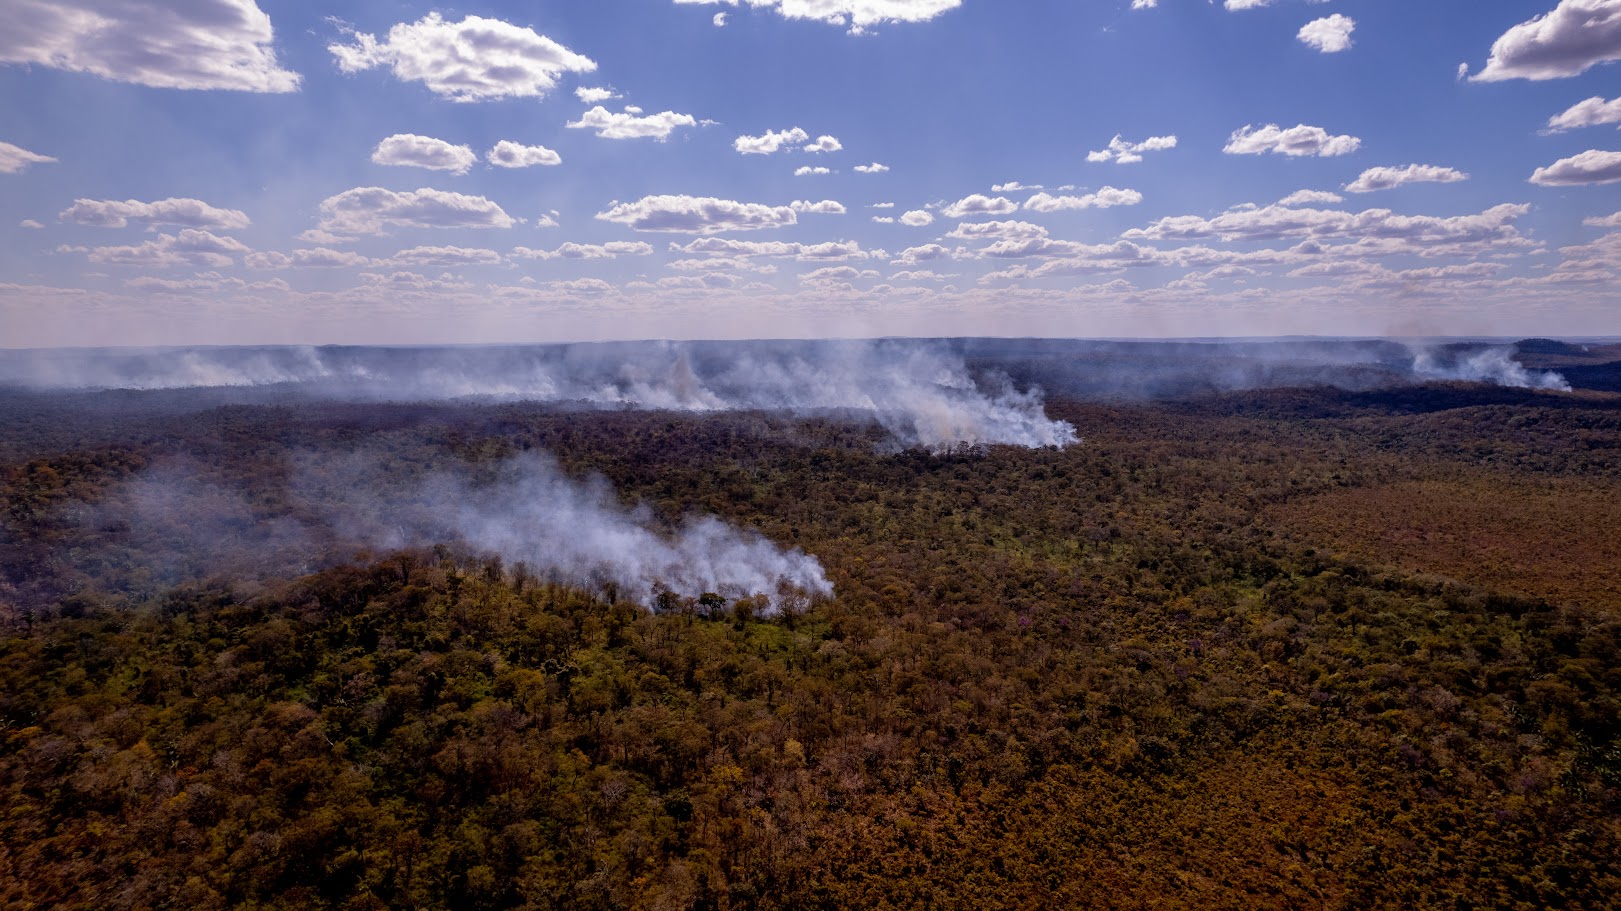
left=0, top=340, right=1079, bottom=451
left=67, top=451, right=832, bottom=612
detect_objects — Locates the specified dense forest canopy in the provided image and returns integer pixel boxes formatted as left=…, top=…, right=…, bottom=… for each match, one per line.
left=1, top=339, right=1618, bottom=910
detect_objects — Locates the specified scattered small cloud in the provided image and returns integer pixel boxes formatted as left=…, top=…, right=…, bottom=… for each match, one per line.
left=0, top=140, right=57, bottom=174
left=371, top=134, right=477, bottom=174
left=245, top=248, right=374, bottom=270
left=330, top=12, right=595, bottom=102
left=1023, top=187, right=1143, bottom=212
left=1530, top=149, right=1621, bottom=186
left=736, top=127, right=809, bottom=154
left=306, top=187, right=517, bottom=239
left=59, top=197, right=251, bottom=230
left=1298, top=15, right=1355, bottom=54
left=74, top=229, right=251, bottom=269
left=1224, top=123, right=1360, bottom=157
left=941, top=194, right=1019, bottom=218
left=568, top=106, right=698, bottom=140
left=791, top=199, right=847, bottom=214
left=576, top=86, right=621, bottom=104
left=1087, top=134, right=1177, bottom=164
left=1278, top=189, right=1344, bottom=206
left=795, top=166, right=832, bottom=176
left=384, top=245, right=504, bottom=267
left=596, top=194, right=798, bottom=233
left=803, top=134, right=843, bottom=153
left=488, top=141, right=563, bottom=168
left=854, top=162, right=890, bottom=173
left=900, top=209, right=935, bottom=227
left=670, top=0, right=963, bottom=35
left=512, top=241, right=654, bottom=259
left=1345, top=164, right=1469, bottom=193
left=1546, top=95, right=1621, bottom=133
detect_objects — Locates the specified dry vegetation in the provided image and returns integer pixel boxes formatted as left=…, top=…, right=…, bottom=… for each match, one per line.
left=0, top=380, right=1618, bottom=910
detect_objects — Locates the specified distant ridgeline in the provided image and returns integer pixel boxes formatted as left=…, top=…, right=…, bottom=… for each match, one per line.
left=1, top=339, right=1614, bottom=413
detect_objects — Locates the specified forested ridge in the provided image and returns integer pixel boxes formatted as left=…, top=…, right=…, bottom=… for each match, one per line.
left=1, top=385, right=1618, bottom=910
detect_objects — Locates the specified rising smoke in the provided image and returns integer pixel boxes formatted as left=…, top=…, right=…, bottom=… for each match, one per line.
left=1410, top=346, right=1571, bottom=391
left=0, top=341, right=1079, bottom=450
left=74, top=452, right=832, bottom=612
left=310, top=452, right=833, bottom=610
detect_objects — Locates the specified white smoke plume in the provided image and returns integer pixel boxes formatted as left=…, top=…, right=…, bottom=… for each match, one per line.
left=0, top=341, right=1079, bottom=450
left=74, top=453, right=832, bottom=612
left=316, top=453, right=832, bottom=610
left=1411, top=346, right=1571, bottom=391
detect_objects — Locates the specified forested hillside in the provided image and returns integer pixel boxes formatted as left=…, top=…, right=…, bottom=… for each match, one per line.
left=1, top=385, right=1618, bottom=910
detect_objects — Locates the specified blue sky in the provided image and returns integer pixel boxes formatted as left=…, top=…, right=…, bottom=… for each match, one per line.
left=3, top=0, right=1621, bottom=346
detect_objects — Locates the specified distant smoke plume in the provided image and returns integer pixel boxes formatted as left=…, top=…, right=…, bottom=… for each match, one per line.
left=75, top=453, right=831, bottom=612
left=0, top=341, right=1078, bottom=450
left=1411, top=346, right=1570, bottom=391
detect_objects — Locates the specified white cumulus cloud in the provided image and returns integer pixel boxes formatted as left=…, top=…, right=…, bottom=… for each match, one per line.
left=1546, top=95, right=1621, bottom=132
left=791, top=199, right=847, bottom=214
left=576, top=86, right=621, bottom=103
left=307, top=187, right=518, bottom=239
left=671, top=1, right=963, bottom=34
left=1472, top=0, right=1621, bottom=82
left=0, top=141, right=57, bottom=174
left=488, top=141, right=563, bottom=168
left=59, top=197, right=251, bottom=230
left=76, top=229, right=251, bottom=268
left=330, top=13, right=595, bottom=102
left=0, top=0, right=299, bottom=92
left=1023, top=187, right=1143, bottom=212
left=1278, top=189, right=1344, bottom=206
left=941, top=194, right=1020, bottom=218
left=371, top=134, right=477, bottom=174
left=804, top=134, right=843, bottom=153
left=854, top=162, right=890, bottom=173
left=795, top=166, right=832, bottom=176
left=596, top=195, right=799, bottom=233
left=1126, top=202, right=1533, bottom=252
left=245, top=248, right=374, bottom=270
left=385, top=245, right=505, bottom=267
left=568, top=106, right=698, bottom=140
left=1530, top=149, right=1621, bottom=186
left=1087, top=134, right=1177, bottom=164
left=1298, top=14, right=1355, bottom=53
left=1345, top=164, right=1469, bottom=193
left=735, top=127, right=810, bottom=154
left=513, top=242, right=654, bottom=260
left=900, top=210, right=934, bottom=227
left=1224, top=123, right=1361, bottom=157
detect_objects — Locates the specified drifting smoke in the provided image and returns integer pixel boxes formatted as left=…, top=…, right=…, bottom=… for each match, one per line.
left=0, top=341, right=1077, bottom=451
left=74, top=453, right=831, bottom=612
left=1411, top=346, right=1571, bottom=391
left=317, top=453, right=833, bottom=609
